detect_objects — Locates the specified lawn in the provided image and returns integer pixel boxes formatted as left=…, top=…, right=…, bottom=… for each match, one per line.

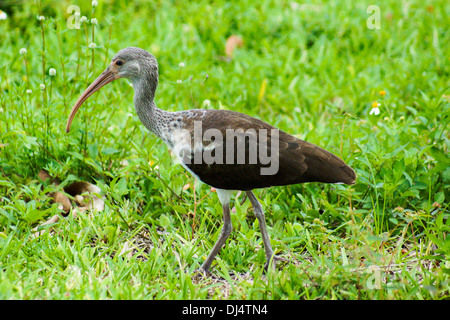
left=0, top=0, right=449, bottom=300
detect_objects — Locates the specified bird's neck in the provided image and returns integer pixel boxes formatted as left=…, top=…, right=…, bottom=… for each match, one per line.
left=133, top=80, right=171, bottom=139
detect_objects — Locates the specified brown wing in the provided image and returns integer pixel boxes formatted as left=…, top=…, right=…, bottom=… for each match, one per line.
left=178, top=109, right=355, bottom=190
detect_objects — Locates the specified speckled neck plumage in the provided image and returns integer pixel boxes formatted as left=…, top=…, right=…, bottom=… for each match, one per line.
left=132, top=67, right=173, bottom=140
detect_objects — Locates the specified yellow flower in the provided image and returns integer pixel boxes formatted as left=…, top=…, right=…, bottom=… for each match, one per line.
left=379, top=90, right=386, bottom=97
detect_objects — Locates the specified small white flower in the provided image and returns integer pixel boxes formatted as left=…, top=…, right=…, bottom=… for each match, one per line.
left=290, top=2, right=300, bottom=11
left=182, top=24, right=191, bottom=33
left=26, top=89, right=33, bottom=94
left=369, top=108, right=380, bottom=116
left=202, top=99, right=211, bottom=107
left=49, top=68, right=56, bottom=76
left=91, top=18, right=98, bottom=25
left=92, top=0, right=99, bottom=7
left=39, top=84, right=46, bottom=91
left=37, top=15, right=45, bottom=21
left=80, top=16, right=88, bottom=23
left=20, top=48, right=27, bottom=55
left=88, top=42, right=97, bottom=49
left=177, top=79, right=182, bottom=84
left=369, top=102, right=381, bottom=116
left=0, top=10, right=7, bottom=20
left=179, top=62, right=185, bottom=68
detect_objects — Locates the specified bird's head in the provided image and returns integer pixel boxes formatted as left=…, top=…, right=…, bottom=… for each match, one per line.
left=112, top=47, right=158, bottom=82
left=65, top=47, right=158, bottom=133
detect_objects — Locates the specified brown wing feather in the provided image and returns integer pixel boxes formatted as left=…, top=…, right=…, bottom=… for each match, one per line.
left=179, top=109, right=355, bottom=190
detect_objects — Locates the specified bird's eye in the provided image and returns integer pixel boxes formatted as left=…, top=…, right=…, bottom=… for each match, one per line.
left=115, top=59, right=124, bottom=66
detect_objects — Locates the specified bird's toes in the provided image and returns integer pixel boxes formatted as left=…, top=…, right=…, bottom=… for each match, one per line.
left=192, top=267, right=210, bottom=279
left=273, top=255, right=289, bottom=263
left=263, top=254, right=289, bottom=272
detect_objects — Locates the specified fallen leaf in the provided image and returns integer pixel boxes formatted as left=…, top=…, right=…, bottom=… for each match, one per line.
left=38, top=169, right=104, bottom=214
left=225, top=35, right=243, bottom=59
left=38, top=169, right=72, bottom=214
left=64, top=181, right=105, bottom=212
left=32, top=170, right=105, bottom=237
left=31, top=215, right=60, bottom=238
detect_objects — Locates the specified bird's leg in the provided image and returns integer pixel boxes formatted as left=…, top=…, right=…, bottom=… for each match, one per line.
left=200, top=202, right=232, bottom=274
left=246, top=190, right=275, bottom=271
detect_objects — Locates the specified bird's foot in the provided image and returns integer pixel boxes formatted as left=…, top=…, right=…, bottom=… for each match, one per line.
left=263, top=255, right=289, bottom=273
left=192, top=266, right=211, bottom=279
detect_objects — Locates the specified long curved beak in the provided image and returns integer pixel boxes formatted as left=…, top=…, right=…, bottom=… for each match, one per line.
left=66, top=66, right=119, bottom=133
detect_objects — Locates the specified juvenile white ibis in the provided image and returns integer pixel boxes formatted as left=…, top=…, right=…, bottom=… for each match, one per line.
left=66, top=47, right=356, bottom=274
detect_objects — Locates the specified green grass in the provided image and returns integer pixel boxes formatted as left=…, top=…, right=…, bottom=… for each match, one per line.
left=0, top=0, right=449, bottom=300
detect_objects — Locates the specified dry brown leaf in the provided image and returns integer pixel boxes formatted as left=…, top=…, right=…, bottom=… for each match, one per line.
left=31, top=215, right=60, bottom=238
left=225, top=35, right=243, bottom=58
left=38, top=169, right=72, bottom=213
left=52, top=191, right=72, bottom=212
left=38, top=169, right=52, bottom=181
left=32, top=171, right=105, bottom=237
left=38, top=169, right=104, bottom=215
left=65, top=181, right=105, bottom=212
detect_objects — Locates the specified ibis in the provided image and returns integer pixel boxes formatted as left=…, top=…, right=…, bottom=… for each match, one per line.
left=66, top=47, right=356, bottom=274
